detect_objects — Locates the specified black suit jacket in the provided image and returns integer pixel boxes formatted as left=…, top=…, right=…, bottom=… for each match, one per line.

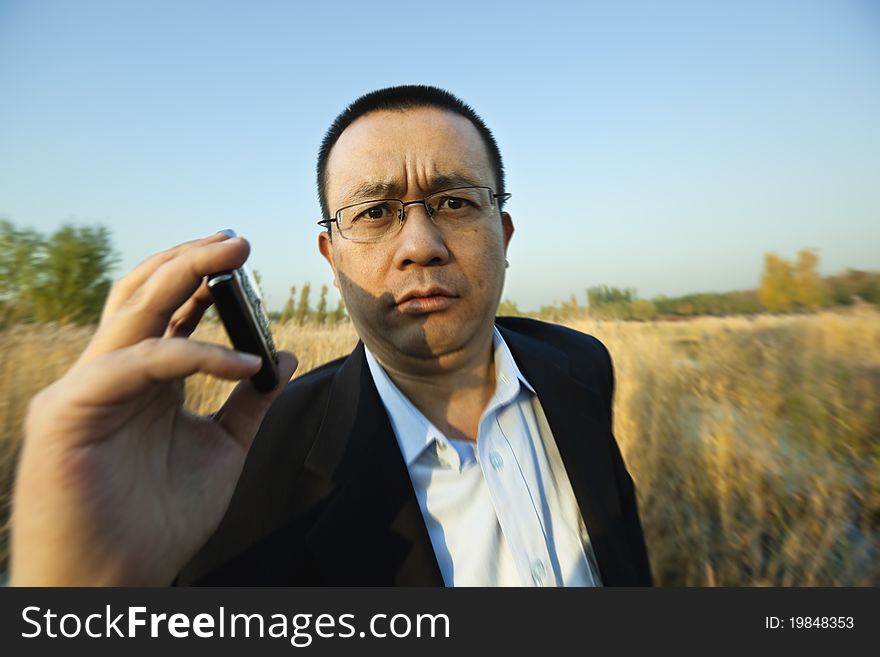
left=176, top=316, right=653, bottom=586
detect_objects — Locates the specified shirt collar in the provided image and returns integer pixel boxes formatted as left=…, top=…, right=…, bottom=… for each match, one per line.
left=364, top=324, right=535, bottom=468
left=491, top=324, right=536, bottom=398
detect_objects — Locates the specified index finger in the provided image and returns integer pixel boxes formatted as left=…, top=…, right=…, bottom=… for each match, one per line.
left=100, top=231, right=232, bottom=323
left=78, top=237, right=252, bottom=366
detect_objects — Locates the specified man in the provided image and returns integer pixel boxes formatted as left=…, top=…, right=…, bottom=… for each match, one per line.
left=10, top=85, right=652, bottom=587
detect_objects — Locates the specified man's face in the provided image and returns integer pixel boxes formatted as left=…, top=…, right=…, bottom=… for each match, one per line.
left=318, top=106, right=514, bottom=368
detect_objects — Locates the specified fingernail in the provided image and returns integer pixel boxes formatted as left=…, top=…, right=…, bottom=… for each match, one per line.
left=217, top=229, right=237, bottom=238
left=236, top=352, right=262, bottom=366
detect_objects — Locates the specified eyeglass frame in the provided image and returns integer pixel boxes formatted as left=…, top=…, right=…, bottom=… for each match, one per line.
left=317, top=185, right=512, bottom=242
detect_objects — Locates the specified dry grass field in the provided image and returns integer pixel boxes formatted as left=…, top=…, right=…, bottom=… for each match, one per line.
left=1, top=310, right=878, bottom=585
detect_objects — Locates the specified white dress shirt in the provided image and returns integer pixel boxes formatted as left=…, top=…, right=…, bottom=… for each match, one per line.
left=364, top=326, right=603, bottom=587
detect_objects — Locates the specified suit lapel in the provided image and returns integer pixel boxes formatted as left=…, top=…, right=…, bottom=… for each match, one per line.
left=301, top=341, right=444, bottom=585
left=497, top=323, right=641, bottom=586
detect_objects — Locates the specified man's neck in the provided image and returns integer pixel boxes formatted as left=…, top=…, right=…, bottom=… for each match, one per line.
left=369, top=330, right=497, bottom=442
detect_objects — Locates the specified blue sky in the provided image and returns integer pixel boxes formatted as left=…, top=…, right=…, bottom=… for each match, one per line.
left=1, top=0, right=878, bottom=311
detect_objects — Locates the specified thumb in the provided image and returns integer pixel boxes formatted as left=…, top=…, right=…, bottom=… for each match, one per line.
left=211, top=351, right=298, bottom=449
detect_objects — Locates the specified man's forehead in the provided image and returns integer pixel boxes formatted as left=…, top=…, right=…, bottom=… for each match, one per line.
left=326, top=107, right=494, bottom=204
left=339, top=172, right=486, bottom=206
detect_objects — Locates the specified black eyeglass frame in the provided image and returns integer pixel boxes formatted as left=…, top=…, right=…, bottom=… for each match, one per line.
left=317, top=185, right=512, bottom=241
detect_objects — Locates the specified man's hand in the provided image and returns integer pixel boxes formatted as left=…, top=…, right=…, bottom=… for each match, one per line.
left=9, top=231, right=298, bottom=586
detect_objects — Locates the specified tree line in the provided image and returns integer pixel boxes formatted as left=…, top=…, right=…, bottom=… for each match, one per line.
left=273, top=282, right=348, bottom=325
left=0, top=220, right=116, bottom=326
left=500, top=249, right=879, bottom=322
left=2, top=219, right=877, bottom=327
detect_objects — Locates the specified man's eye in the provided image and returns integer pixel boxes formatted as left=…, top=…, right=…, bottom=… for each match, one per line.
left=355, top=204, right=393, bottom=222
left=439, top=196, right=470, bottom=210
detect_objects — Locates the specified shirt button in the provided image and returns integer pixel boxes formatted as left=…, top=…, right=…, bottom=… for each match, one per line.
left=489, top=451, right=504, bottom=470
left=531, top=559, right=547, bottom=585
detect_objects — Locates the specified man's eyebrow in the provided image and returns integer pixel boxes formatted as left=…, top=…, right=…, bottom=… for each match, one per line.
left=341, top=173, right=485, bottom=205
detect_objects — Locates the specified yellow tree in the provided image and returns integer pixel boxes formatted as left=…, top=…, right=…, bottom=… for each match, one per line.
left=295, top=282, right=311, bottom=326
left=315, top=284, right=328, bottom=325
left=759, top=253, right=794, bottom=312
left=792, top=249, right=826, bottom=310
left=280, top=286, right=296, bottom=324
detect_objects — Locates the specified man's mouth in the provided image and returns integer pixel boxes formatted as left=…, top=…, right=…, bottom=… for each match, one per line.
left=395, top=287, right=458, bottom=314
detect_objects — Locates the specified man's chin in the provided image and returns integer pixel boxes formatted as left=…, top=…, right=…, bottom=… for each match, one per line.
left=386, top=313, right=484, bottom=360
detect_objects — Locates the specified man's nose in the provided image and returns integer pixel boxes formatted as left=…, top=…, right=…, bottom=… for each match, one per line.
left=393, top=202, right=450, bottom=267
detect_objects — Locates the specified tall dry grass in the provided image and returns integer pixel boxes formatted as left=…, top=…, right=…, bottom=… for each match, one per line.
left=568, top=308, right=880, bottom=586
left=0, top=311, right=877, bottom=585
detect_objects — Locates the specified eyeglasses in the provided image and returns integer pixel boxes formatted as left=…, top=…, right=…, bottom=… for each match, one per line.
left=317, top=185, right=511, bottom=243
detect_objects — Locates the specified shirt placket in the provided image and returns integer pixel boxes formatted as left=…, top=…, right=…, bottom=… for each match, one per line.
left=478, top=412, right=557, bottom=587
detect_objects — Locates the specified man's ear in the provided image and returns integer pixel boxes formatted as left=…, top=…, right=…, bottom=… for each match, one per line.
left=501, top=212, right=514, bottom=250
left=318, top=231, right=339, bottom=290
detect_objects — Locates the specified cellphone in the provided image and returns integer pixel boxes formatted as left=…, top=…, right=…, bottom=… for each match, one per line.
left=206, top=231, right=279, bottom=393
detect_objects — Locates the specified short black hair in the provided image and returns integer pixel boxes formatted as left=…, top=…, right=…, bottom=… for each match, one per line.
left=316, top=84, right=506, bottom=221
